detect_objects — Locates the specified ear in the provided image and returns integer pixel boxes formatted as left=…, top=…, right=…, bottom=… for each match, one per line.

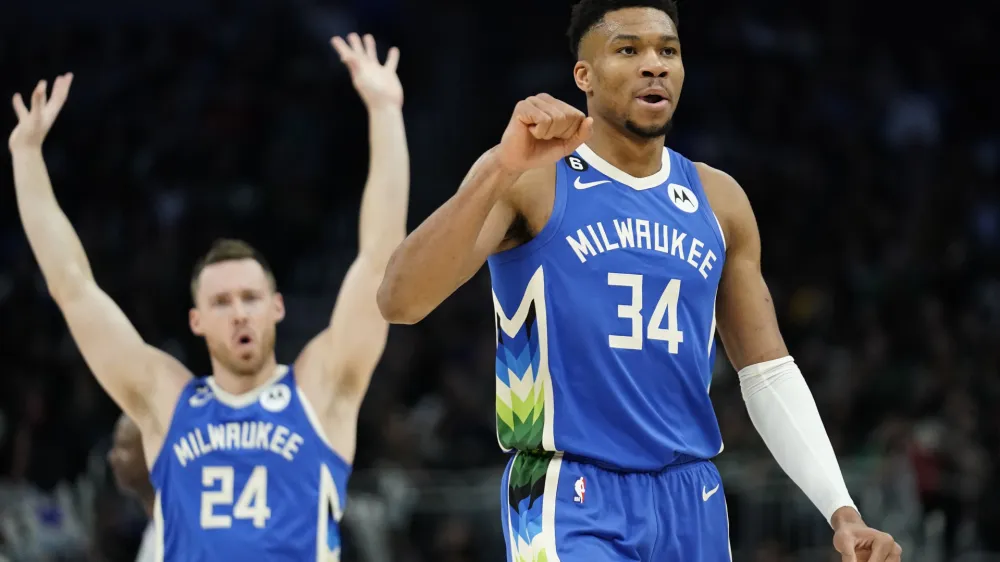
left=573, top=61, right=593, bottom=94
left=189, top=307, right=204, bottom=336
left=272, top=292, right=286, bottom=323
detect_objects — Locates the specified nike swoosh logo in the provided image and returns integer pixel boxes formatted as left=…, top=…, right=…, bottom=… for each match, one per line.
left=574, top=177, right=611, bottom=190
left=702, top=484, right=720, bottom=501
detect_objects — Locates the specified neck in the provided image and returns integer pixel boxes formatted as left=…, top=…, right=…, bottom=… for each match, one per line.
left=587, top=116, right=666, bottom=178
left=209, top=354, right=279, bottom=395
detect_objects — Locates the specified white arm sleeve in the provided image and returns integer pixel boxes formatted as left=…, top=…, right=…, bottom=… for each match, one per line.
left=739, top=356, right=857, bottom=525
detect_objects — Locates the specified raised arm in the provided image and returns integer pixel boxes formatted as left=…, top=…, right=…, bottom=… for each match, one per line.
left=293, top=35, right=414, bottom=428
left=9, top=76, right=190, bottom=448
left=700, top=163, right=901, bottom=562
left=377, top=93, right=594, bottom=325
left=375, top=147, right=520, bottom=325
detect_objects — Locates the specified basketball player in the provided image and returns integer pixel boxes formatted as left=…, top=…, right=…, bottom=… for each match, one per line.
left=9, top=33, right=407, bottom=560
left=108, top=414, right=157, bottom=562
left=376, top=1, right=901, bottom=561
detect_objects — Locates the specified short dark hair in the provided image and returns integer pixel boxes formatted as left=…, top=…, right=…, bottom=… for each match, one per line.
left=567, top=0, right=679, bottom=57
left=190, top=238, right=276, bottom=302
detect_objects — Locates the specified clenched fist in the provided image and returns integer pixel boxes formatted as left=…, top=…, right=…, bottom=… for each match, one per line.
left=833, top=519, right=903, bottom=562
left=495, top=93, right=593, bottom=173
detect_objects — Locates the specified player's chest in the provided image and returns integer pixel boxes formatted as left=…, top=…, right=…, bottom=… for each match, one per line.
left=555, top=189, right=724, bottom=286
left=168, top=416, right=314, bottom=471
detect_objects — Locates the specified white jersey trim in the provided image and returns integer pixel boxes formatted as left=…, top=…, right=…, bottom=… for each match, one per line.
left=206, top=365, right=289, bottom=408
left=712, top=211, right=726, bottom=250
left=575, top=143, right=672, bottom=191
left=317, top=464, right=343, bottom=561
left=153, top=492, right=164, bottom=562
left=296, top=387, right=335, bottom=451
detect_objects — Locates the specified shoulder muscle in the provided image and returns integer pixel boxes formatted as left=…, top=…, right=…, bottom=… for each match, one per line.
left=694, top=162, right=758, bottom=257
left=498, top=164, right=557, bottom=250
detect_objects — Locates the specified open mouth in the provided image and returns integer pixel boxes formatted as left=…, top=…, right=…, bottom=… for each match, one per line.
left=234, top=333, right=254, bottom=347
left=637, top=94, right=669, bottom=107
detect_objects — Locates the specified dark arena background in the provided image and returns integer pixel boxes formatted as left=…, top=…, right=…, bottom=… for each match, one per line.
left=1, top=0, right=998, bottom=561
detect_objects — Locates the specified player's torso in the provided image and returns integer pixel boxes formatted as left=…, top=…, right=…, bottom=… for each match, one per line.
left=487, top=144, right=727, bottom=471
left=150, top=366, right=350, bottom=562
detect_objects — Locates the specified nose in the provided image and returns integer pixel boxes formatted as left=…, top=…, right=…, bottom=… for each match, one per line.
left=231, top=301, right=249, bottom=322
left=639, top=51, right=668, bottom=78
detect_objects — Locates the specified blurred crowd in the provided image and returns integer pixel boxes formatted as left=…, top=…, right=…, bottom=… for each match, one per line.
left=0, top=0, right=997, bottom=561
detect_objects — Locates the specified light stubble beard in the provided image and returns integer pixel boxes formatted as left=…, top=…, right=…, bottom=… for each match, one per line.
left=624, top=118, right=673, bottom=139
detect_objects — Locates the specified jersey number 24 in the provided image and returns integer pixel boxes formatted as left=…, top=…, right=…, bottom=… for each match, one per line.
left=201, top=466, right=271, bottom=529
left=199, top=464, right=344, bottom=530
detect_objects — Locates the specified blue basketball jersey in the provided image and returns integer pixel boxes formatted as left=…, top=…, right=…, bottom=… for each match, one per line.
left=149, top=365, right=350, bottom=561
left=487, top=144, right=727, bottom=471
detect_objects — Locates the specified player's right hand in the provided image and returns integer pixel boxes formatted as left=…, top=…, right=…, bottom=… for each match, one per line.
left=9, top=74, right=73, bottom=152
left=495, top=93, right=594, bottom=173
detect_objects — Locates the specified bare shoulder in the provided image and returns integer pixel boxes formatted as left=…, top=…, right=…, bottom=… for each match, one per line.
left=147, top=346, right=193, bottom=421
left=694, top=162, right=757, bottom=249
left=506, top=163, right=556, bottom=207
left=146, top=344, right=194, bottom=399
left=505, top=163, right=557, bottom=237
left=140, top=344, right=193, bottom=463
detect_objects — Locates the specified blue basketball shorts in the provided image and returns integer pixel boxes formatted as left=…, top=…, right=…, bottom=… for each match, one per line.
left=500, top=452, right=732, bottom=562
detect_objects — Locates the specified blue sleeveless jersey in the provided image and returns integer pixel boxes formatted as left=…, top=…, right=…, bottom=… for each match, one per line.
left=149, top=366, right=351, bottom=561
left=487, top=144, right=727, bottom=471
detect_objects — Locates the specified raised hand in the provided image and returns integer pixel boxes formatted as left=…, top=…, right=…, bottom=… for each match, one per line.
left=332, top=33, right=402, bottom=110
left=496, top=93, right=594, bottom=173
left=9, top=73, right=73, bottom=152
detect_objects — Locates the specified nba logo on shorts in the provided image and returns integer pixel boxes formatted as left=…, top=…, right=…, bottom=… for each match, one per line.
left=573, top=477, right=586, bottom=503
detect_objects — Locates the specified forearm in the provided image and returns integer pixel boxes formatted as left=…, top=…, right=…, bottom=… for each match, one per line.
left=12, top=147, right=95, bottom=301
left=378, top=147, right=521, bottom=323
left=358, top=106, right=409, bottom=269
left=739, top=356, right=857, bottom=526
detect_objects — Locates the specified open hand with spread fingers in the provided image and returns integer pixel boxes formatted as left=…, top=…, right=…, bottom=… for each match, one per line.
left=495, top=93, right=594, bottom=173
left=9, top=73, right=73, bottom=152
left=331, top=33, right=402, bottom=110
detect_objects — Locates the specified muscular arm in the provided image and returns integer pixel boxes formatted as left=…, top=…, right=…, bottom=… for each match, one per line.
left=12, top=148, right=189, bottom=439
left=376, top=147, right=526, bottom=324
left=700, top=163, right=860, bottom=528
left=298, top=105, right=410, bottom=402
left=378, top=92, right=590, bottom=324
left=706, top=166, right=788, bottom=369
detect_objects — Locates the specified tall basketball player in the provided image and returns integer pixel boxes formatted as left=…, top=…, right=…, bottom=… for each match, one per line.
left=10, top=34, right=406, bottom=561
left=377, top=1, right=901, bottom=561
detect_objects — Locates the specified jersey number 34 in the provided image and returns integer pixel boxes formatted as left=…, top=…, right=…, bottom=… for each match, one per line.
left=608, top=273, right=684, bottom=352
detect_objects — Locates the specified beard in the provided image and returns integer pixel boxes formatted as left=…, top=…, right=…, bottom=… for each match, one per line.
left=625, top=118, right=673, bottom=139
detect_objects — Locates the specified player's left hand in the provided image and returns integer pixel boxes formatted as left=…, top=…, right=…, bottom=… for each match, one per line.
left=832, top=518, right=902, bottom=562
left=332, top=33, right=402, bottom=110
left=9, top=73, right=73, bottom=152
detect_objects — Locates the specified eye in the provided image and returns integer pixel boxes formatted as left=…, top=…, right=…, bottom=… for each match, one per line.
left=618, top=46, right=637, bottom=55
left=662, top=47, right=678, bottom=56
